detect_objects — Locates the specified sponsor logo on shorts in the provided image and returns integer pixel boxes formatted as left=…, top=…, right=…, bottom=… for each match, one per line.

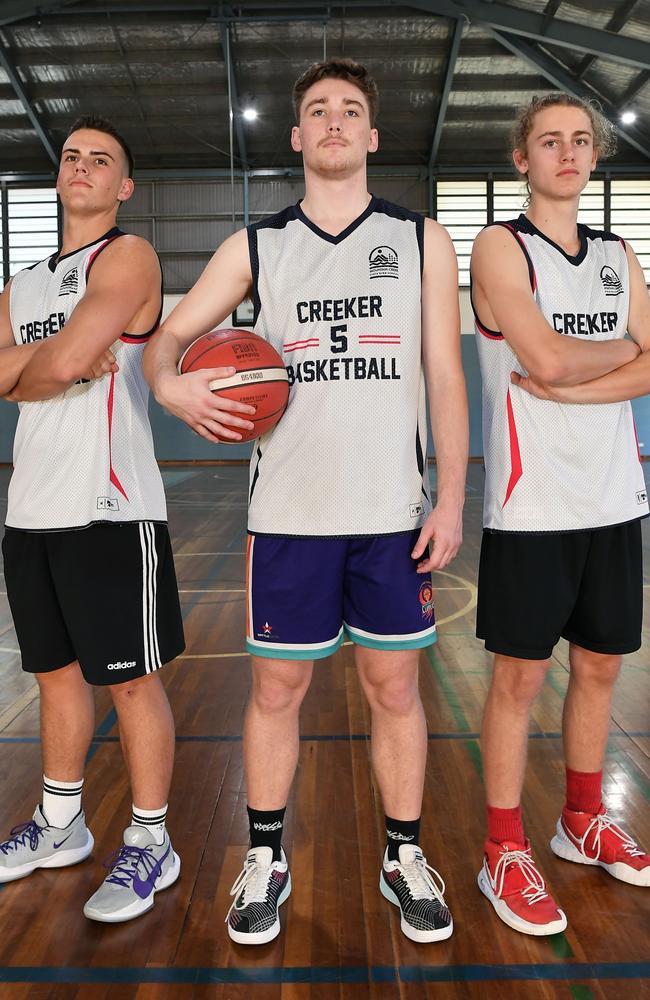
left=97, top=497, right=120, bottom=511
left=369, top=245, right=398, bottom=279
left=409, top=502, right=424, bottom=518
left=419, top=581, right=434, bottom=623
left=637, top=490, right=647, bottom=504
left=253, top=821, right=283, bottom=831
left=600, top=265, right=623, bottom=296
left=256, top=621, right=275, bottom=640
left=107, top=660, right=136, bottom=670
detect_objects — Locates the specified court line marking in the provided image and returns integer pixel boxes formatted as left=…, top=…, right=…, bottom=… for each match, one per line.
left=0, top=962, right=646, bottom=984
left=0, top=731, right=647, bottom=746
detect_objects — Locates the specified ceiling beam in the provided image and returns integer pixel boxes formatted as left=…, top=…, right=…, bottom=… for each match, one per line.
left=574, top=0, right=642, bottom=81
left=491, top=29, right=650, bottom=161
left=405, top=0, right=650, bottom=71
left=619, top=69, right=650, bottom=109
left=0, top=0, right=86, bottom=27
left=429, top=17, right=463, bottom=167
left=0, top=34, right=58, bottom=165
left=218, top=14, right=249, bottom=170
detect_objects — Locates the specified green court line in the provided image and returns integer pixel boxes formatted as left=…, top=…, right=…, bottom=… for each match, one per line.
left=546, top=670, right=568, bottom=699
left=425, top=645, right=471, bottom=732
left=570, top=986, right=595, bottom=1000
left=550, top=933, right=574, bottom=960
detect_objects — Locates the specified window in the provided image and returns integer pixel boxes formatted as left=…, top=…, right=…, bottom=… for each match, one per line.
left=436, top=180, right=487, bottom=286
left=610, top=179, right=650, bottom=283
left=7, top=188, right=59, bottom=279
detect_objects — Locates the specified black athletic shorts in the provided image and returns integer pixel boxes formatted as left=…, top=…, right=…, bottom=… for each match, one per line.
left=2, top=521, right=185, bottom=685
left=476, top=520, right=643, bottom=660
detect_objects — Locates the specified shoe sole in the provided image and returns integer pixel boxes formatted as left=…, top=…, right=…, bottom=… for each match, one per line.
left=379, top=874, right=453, bottom=943
left=550, top=826, right=650, bottom=887
left=83, top=851, right=181, bottom=923
left=0, top=829, right=94, bottom=883
left=477, top=867, right=567, bottom=936
left=227, top=875, right=292, bottom=946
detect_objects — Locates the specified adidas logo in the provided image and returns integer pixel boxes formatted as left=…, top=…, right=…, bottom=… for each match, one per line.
left=107, top=660, right=136, bottom=670
left=59, top=266, right=78, bottom=296
left=253, top=821, right=283, bottom=831
left=387, top=830, right=415, bottom=842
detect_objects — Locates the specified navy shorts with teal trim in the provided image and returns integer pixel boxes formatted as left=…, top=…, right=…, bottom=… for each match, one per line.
left=246, top=530, right=436, bottom=660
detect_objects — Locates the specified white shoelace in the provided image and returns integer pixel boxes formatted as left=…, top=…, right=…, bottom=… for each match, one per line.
left=224, top=853, right=276, bottom=923
left=399, top=852, right=447, bottom=905
left=576, top=813, right=645, bottom=859
left=492, top=848, right=548, bottom=907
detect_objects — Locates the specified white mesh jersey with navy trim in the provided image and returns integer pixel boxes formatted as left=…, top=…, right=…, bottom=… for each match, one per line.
left=7, top=229, right=167, bottom=530
left=246, top=196, right=430, bottom=537
left=474, top=214, right=648, bottom=533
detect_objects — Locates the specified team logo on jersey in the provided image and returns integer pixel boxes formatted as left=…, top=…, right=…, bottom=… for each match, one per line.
left=409, top=502, right=424, bottom=518
left=369, top=245, right=398, bottom=279
left=97, top=497, right=120, bottom=511
left=419, top=582, right=434, bottom=623
left=600, top=265, right=623, bottom=296
left=637, top=490, right=647, bottom=505
left=59, top=266, right=79, bottom=297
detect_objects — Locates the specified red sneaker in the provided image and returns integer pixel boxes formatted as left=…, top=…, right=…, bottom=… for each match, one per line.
left=551, top=807, right=650, bottom=887
left=478, top=839, right=567, bottom=936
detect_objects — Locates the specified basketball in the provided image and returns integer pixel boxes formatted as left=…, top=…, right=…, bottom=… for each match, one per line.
left=179, top=328, right=289, bottom=442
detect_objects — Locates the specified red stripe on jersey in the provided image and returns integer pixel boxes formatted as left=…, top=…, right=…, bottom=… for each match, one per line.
left=503, top=388, right=522, bottom=508
left=284, top=340, right=319, bottom=353
left=107, top=372, right=129, bottom=501
left=120, top=333, right=152, bottom=344
left=85, top=235, right=120, bottom=279
left=475, top=318, right=503, bottom=340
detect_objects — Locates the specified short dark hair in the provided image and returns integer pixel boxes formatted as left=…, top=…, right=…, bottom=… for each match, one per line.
left=66, top=115, right=134, bottom=177
left=292, top=58, right=379, bottom=127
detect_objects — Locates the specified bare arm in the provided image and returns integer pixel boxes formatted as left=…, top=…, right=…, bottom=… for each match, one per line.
left=512, top=244, right=650, bottom=404
left=143, top=227, right=257, bottom=443
left=472, top=226, right=639, bottom=386
left=412, top=219, right=468, bottom=572
left=0, top=280, right=44, bottom=397
left=9, top=236, right=161, bottom=402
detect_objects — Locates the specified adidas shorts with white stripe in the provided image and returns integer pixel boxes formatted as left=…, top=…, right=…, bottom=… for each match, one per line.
left=3, top=522, right=185, bottom=685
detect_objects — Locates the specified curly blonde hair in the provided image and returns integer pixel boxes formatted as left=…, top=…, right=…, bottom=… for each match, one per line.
left=512, top=93, right=616, bottom=203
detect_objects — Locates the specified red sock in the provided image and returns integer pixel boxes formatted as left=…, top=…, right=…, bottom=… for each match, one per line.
left=486, top=804, right=525, bottom=845
left=565, top=767, right=603, bottom=815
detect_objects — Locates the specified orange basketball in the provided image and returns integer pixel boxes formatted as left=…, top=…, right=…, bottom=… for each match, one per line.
left=179, top=328, right=289, bottom=442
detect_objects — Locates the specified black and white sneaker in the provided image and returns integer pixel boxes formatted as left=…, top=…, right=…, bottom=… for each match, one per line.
left=226, top=846, right=291, bottom=945
left=380, top=844, right=453, bottom=942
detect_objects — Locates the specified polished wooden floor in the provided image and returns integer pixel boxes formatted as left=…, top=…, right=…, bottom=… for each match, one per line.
left=0, top=463, right=648, bottom=1000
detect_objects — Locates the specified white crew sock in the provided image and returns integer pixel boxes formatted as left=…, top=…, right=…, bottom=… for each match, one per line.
left=131, top=804, right=168, bottom=846
left=42, top=775, right=84, bottom=829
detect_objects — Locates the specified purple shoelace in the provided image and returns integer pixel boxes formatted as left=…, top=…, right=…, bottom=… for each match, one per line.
left=0, top=820, right=44, bottom=854
left=103, top=844, right=162, bottom=888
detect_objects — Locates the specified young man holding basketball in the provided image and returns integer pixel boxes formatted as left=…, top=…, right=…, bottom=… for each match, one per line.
left=0, top=116, right=186, bottom=921
left=471, top=94, right=650, bottom=936
left=144, top=59, right=467, bottom=944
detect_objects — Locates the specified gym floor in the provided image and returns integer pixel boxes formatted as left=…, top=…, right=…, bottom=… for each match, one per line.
left=0, top=463, right=648, bottom=999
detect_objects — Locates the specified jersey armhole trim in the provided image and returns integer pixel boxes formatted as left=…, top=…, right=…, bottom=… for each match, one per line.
left=471, top=222, right=536, bottom=338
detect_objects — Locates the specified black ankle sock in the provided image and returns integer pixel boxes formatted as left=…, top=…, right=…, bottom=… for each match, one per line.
left=247, top=805, right=286, bottom=862
left=385, top=815, right=421, bottom=862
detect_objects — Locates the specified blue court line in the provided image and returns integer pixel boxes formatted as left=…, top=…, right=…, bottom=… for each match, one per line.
left=0, top=962, right=647, bottom=985
left=2, top=732, right=649, bottom=746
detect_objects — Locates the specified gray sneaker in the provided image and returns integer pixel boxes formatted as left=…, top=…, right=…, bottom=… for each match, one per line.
left=83, top=825, right=180, bottom=923
left=0, top=805, right=93, bottom=883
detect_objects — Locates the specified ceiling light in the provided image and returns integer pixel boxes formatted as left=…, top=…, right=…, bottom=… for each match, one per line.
left=243, top=108, right=258, bottom=121
left=620, top=110, right=637, bottom=124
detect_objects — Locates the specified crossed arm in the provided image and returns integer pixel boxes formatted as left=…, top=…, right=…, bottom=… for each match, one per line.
left=471, top=226, right=641, bottom=396
left=508, top=243, right=650, bottom=404
left=0, top=236, right=161, bottom=402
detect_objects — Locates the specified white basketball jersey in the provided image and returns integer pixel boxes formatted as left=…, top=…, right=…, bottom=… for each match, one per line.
left=7, top=229, right=167, bottom=531
left=247, top=197, right=430, bottom=537
left=475, top=215, right=648, bottom=533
